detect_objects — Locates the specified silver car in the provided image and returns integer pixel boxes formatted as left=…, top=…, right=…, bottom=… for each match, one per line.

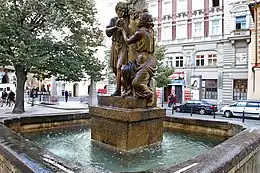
left=221, top=100, right=260, bottom=118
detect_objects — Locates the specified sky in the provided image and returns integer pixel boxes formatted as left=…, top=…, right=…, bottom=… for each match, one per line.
left=94, top=0, right=125, bottom=62
left=95, top=0, right=124, bottom=47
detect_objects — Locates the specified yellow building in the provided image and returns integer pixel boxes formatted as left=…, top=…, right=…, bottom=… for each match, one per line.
left=248, top=1, right=260, bottom=99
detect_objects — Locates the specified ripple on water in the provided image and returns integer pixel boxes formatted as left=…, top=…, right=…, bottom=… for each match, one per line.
left=22, top=126, right=226, bottom=172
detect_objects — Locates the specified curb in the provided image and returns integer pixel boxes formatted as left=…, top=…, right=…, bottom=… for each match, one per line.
left=34, top=103, right=88, bottom=111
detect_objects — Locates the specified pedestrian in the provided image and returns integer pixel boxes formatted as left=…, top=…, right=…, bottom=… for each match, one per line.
left=173, top=93, right=177, bottom=107
left=1, top=89, right=8, bottom=107
left=8, top=90, right=15, bottom=107
left=65, top=90, right=69, bottom=102
left=168, top=94, right=174, bottom=107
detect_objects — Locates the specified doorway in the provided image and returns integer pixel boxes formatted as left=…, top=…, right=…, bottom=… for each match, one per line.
left=61, top=83, right=65, bottom=96
left=175, top=85, right=183, bottom=104
left=164, top=86, right=172, bottom=102
left=73, top=83, right=79, bottom=97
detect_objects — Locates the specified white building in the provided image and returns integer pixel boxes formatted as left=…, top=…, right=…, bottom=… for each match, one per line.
left=147, top=0, right=252, bottom=107
left=0, top=66, right=16, bottom=85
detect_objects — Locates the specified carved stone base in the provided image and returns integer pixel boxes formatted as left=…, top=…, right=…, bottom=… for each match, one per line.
left=89, top=96, right=165, bottom=151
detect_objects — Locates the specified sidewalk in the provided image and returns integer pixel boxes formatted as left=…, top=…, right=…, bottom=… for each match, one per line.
left=37, top=101, right=88, bottom=110
left=0, top=102, right=88, bottom=120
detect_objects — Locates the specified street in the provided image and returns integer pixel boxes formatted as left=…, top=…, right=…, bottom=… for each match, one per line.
left=165, top=108, right=260, bottom=127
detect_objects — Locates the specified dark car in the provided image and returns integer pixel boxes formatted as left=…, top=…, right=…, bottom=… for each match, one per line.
left=175, top=100, right=217, bottom=115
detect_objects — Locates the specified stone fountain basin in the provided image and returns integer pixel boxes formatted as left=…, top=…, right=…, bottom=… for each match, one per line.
left=0, top=112, right=259, bottom=173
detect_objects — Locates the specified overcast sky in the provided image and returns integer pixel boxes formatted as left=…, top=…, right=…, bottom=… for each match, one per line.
left=94, top=0, right=125, bottom=60
left=96, top=0, right=128, bottom=46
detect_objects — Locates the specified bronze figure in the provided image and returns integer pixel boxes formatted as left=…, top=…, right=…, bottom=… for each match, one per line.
left=106, top=1, right=157, bottom=106
left=106, top=2, right=130, bottom=96
left=120, top=9, right=157, bottom=106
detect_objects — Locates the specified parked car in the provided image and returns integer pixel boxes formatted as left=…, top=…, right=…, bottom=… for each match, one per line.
left=175, top=100, right=217, bottom=115
left=221, top=100, right=260, bottom=118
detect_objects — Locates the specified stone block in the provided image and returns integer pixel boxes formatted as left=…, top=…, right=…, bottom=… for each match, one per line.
left=91, top=116, right=163, bottom=151
left=89, top=106, right=165, bottom=122
left=98, top=96, right=151, bottom=109
left=90, top=106, right=165, bottom=151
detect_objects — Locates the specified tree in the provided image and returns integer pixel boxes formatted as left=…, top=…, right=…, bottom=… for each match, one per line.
left=0, top=0, right=104, bottom=113
left=155, top=44, right=174, bottom=88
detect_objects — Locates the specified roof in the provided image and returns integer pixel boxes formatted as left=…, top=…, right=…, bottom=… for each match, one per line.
left=248, top=1, right=260, bottom=20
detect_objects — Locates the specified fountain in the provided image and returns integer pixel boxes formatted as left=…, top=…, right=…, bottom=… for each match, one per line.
left=1, top=1, right=260, bottom=173
left=89, top=0, right=165, bottom=152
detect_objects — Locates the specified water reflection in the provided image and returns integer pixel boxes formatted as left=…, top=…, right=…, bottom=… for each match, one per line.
left=22, top=125, right=226, bottom=172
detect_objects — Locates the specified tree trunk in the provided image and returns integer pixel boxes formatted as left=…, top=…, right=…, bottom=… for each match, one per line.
left=12, top=67, right=27, bottom=114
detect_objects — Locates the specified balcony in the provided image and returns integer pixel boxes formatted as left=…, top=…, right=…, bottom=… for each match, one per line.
left=228, top=29, right=251, bottom=44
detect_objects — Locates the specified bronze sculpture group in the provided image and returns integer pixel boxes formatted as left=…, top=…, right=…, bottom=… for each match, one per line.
left=106, top=1, right=156, bottom=107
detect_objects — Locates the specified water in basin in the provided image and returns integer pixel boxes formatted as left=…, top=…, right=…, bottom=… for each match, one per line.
left=22, top=125, right=226, bottom=172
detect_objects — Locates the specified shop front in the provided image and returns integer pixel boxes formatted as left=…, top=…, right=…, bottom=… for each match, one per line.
left=164, top=72, right=185, bottom=103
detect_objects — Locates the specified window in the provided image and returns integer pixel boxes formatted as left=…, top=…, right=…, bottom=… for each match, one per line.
left=166, top=57, right=173, bottom=67
left=235, top=16, right=246, bottom=30
left=211, top=20, right=220, bottom=35
left=212, top=0, right=219, bottom=7
left=176, top=24, right=187, bottom=39
left=236, top=101, right=247, bottom=107
left=163, top=1, right=171, bottom=15
left=162, top=26, right=172, bottom=41
left=247, top=102, right=259, bottom=108
left=196, top=55, right=205, bottom=66
left=177, top=0, right=187, bottom=13
left=149, top=4, right=158, bottom=17
left=233, top=79, right=247, bottom=100
left=194, top=22, right=203, bottom=37
left=192, top=0, right=204, bottom=10
left=208, top=54, right=217, bottom=66
left=168, top=61, right=173, bottom=67
left=202, top=79, right=218, bottom=99
left=175, top=56, right=184, bottom=67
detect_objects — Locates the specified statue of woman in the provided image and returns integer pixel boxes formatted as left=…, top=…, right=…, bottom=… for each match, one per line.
left=105, top=2, right=130, bottom=96
left=120, top=9, right=157, bottom=106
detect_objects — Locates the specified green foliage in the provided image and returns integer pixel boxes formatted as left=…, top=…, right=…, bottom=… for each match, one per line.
left=155, top=44, right=174, bottom=88
left=0, top=0, right=104, bottom=81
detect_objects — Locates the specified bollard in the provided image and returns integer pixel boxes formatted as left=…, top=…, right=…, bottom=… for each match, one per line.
left=190, top=105, right=193, bottom=117
left=31, top=97, right=35, bottom=107
left=242, top=110, right=245, bottom=123
left=213, top=107, right=216, bottom=119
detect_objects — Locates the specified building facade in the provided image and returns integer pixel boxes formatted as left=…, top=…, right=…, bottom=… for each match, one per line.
left=248, top=1, right=260, bottom=100
left=0, top=66, right=16, bottom=85
left=148, top=0, right=252, bottom=107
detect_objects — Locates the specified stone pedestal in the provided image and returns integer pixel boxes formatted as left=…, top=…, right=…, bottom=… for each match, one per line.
left=89, top=96, right=165, bottom=151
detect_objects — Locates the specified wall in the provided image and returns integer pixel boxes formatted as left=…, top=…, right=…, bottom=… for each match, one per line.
left=248, top=28, right=260, bottom=99
left=228, top=145, right=260, bottom=173
left=0, top=154, right=20, bottom=173
left=3, top=113, right=260, bottom=173
left=158, top=127, right=260, bottom=173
